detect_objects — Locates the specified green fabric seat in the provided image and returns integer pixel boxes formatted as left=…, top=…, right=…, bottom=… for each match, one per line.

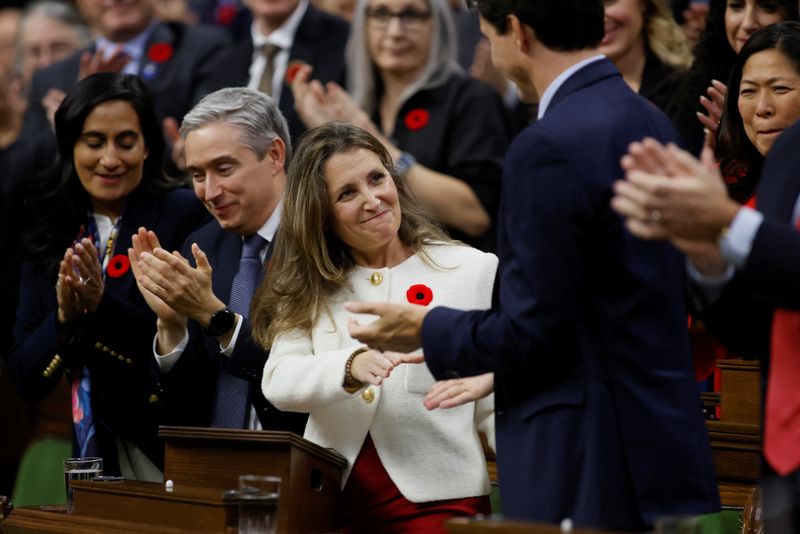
left=12, top=438, right=71, bottom=507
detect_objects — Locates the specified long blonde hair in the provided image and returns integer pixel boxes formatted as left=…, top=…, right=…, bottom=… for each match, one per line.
left=251, top=123, right=450, bottom=347
left=645, top=0, right=693, bottom=68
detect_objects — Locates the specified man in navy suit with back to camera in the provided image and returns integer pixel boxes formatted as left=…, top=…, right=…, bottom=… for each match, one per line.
left=347, top=0, right=720, bottom=530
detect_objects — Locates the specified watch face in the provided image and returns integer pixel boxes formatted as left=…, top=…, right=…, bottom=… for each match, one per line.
left=210, top=308, right=235, bottom=335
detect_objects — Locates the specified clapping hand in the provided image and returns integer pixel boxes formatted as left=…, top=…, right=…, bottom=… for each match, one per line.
left=697, top=80, right=727, bottom=150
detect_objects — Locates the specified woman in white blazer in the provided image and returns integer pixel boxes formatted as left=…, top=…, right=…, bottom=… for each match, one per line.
left=252, top=123, right=497, bottom=532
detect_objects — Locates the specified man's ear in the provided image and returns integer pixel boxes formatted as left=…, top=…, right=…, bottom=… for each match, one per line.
left=508, top=14, right=534, bottom=53
left=267, top=137, right=287, bottom=173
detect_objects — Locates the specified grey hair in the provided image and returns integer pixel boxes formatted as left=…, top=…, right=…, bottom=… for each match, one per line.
left=180, top=87, right=292, bottom=163
left=346, top=0, right=461, bottom=113
left=16, top=1, right=91, bottom=71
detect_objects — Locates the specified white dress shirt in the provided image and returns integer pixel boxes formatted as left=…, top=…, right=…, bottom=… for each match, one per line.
left=247, top=0, right=309, bottom=102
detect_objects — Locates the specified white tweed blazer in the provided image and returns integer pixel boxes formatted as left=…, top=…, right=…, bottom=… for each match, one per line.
left=262, top=243, right=498, bottom=502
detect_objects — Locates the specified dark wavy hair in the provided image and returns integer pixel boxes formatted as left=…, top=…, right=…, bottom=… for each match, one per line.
left=716, top=22, right=800, bottom=202
left=472, top=0, right=604, bottom=51
left=24, top=72, right=180, bottom=276
left=665, top=0, right=798, bottom=155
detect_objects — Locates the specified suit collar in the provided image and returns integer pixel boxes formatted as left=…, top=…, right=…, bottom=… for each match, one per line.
left=541, top=56, right=619, bottom=118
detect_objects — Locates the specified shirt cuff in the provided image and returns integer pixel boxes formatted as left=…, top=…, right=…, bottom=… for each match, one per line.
left=720, top=206, right=763, bottom=269
left=153, top=330, right=188, bottom=374
left=220, top=314, right=243, bottom=357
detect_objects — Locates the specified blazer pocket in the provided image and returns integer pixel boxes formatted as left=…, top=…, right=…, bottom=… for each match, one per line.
left=404, top=363, right=436, bottom=395
left=519, top=383, right=585, bottom=421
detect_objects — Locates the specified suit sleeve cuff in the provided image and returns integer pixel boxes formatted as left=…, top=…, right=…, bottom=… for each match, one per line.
left=720, top=206, right=763, bottom=268
left=153, top=330, right=189, bottom=373
left=220, top=314, right=244, bottom=357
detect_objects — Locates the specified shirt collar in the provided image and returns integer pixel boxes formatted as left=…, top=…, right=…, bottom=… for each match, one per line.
left=96, top=20, right=158, bottom=64
left=537, top=54, right=605, bottom=120
left=251, top=0, right=309, bottom=50
left=254, top=201, right=282, bottom=244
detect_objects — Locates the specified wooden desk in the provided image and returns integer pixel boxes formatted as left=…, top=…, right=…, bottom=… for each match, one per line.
left=445, top=517, right=624, bottom=533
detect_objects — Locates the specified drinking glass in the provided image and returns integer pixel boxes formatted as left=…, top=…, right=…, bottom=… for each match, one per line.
left=63, top=457, right=102, bottom=513
left=238, top=475, right=280, bottom=534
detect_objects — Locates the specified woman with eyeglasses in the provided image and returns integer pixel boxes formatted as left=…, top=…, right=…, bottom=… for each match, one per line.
left=290, top=0, right=510, bottom=252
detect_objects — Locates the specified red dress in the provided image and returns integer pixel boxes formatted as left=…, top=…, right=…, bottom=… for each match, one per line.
left=339, top=434, right=491, bottom=533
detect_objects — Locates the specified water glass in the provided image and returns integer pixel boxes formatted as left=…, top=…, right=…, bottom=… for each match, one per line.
left=63, top=457, right=102, bottom=513
left=238, top=475, right=280, bottom=534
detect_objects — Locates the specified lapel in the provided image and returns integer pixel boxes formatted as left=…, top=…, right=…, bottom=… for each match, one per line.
left=104, top=192, right=159, bottom=299
left=545, top=57, right=619, bottom=117
left=756, top=123, right=800, bottom=222
left=138, top=22, right=180, bottom=90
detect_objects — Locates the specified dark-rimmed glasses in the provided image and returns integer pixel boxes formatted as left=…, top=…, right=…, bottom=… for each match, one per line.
left=366, top=7, right=432, bottom=31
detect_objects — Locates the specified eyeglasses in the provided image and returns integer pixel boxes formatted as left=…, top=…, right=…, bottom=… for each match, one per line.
left=366, top=7, right=432, bottom=31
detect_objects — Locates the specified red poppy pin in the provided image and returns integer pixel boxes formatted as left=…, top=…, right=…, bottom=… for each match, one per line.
left=147, top=42, right=174, bottom=63
left=406, top=284, right=433, bottom=306
left=404, top=108, right=429, bottom=131
left=106, top=254, right=130, bottom=278
left=215, top=4, right=238, bottom=25
left=285, top=60, right=308, bottom=85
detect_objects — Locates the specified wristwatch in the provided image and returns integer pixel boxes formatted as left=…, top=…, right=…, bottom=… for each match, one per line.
left=204, top=307, right=236, bottom=337
left=394, top=151, right=416, bottom=176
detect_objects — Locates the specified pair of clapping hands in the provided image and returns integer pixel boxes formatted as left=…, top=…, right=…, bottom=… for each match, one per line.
left=127, top=228, right=228, bottom=352
left=611, top=139, right=740, bottom=275
left=56, top=238, right=105, bottom=324
left=290, top=64, right=372, bottom=131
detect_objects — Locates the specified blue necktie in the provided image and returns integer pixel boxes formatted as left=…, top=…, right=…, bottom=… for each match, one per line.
left=210, top=234, right=267, bottom=429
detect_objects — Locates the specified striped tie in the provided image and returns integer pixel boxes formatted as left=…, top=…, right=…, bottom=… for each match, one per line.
left=210, top=234, right=267, bottom=429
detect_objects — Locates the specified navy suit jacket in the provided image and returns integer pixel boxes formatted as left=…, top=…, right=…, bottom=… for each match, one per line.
left=19, top=21, right=230, bottom=143
left=9, top=188, right=207, bottom=474
left=422, top=59, right=720, bottom=530
left=700, top=121, right=800, bottom=361
left=198, top=5, right=349, bottom=141
left=158, top=220, right=307, bottom=435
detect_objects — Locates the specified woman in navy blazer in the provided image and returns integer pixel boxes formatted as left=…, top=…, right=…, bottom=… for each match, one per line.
left=9, top=73, right=206, bottom=478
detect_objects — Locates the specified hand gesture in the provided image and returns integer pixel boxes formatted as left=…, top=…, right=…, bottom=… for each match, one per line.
left=697, top=80, right=727, bottom=150
left=129, top=227, right=185, bottom=324
left=424, top=373, right=494, bottom=410
left=69, top=238, right=105, bottom=313
left=612, top=139, right=739, bottom=275
left=135, top=242, right=225, bottom=326
left=325, top=82, right=373, bottom=130
left=42, top=88, right=65, bottom=132
left=56, top=250, right=82, bottom=324
left=350, top=349, right=424, bottom=386
left=77, top=47, right=131, bottom=81
left=290, top=64, right=337, bottom=129
left=346, top=301, right=429, bottom=353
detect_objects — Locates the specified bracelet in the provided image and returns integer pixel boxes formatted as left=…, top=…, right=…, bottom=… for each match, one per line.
left=394, top=152, right=416, bottom=177
left=343, top=347, right=368, bottom=393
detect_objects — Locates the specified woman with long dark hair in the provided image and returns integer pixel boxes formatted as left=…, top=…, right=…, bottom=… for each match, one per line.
left=666, top=0, right=798, bottom=154
left=9, top=72, right=206, bottom=479
left=716, top=22, right=800, bottom=201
